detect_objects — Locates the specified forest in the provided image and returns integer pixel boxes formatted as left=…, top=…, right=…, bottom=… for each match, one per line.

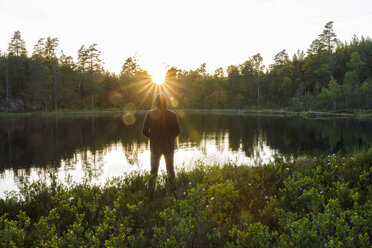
left=0, top=21, right=372, bottom=111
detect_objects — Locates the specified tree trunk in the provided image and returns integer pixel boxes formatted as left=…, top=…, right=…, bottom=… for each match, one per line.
left=91, top=94, right=94, bottom=111
left=5, top=56, right=9, bottom=101
left=44, top=98, right=48, bottom=111
left=91, top=116, right=95, bottom=134
left=53, top=63, right=58, bottom=110
left=367, top=94, right=370, bottom=108
left=256, top=81, right=260, bottom=103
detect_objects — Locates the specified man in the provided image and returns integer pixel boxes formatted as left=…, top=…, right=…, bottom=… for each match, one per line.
left=142, top=93, right=180, bottom=178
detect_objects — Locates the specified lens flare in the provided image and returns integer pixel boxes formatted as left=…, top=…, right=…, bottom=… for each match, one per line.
left=124, top=102, right=136, bottom=112
left=169, top=96, right=179, bottom=107
left=122, top=113, right=136, bottom=126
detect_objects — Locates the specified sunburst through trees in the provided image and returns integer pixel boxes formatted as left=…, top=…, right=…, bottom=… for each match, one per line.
left=118, top=57, right=186, bottom=126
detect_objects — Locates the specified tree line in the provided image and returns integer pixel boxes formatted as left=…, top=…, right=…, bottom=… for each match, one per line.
left=0, top=21, right=371, bottom=111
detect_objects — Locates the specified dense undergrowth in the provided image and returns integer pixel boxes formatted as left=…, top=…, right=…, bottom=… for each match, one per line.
left=0, top=150, right=371, bottom=247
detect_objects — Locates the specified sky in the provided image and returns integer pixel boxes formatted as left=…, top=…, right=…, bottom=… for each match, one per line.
left=1, top=0, right=372, bottom=81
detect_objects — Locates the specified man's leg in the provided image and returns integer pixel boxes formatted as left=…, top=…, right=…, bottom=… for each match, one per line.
left=150, top=151, right=161, bottom=176
left=149, top=151, right=161, bottom=198
left=164, top=151, right=176, bottom=194
left=164, top=151, right=175, bottom=178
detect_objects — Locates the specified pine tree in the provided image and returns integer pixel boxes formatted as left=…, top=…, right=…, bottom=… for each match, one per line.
left=7, top=31, right=27, bottom=57
left=120, top=56, right=141, bottom=78
left=318, top=21, right=338, bottom=53
left=77, top=44, right=103, bottom=110
left=87, top=44, right=102, bottom=72
left=32, top=38, right=45, bottom=60
left=31, top=37, right=59, bottom=109
left=327, top=76, right=341, bottom=109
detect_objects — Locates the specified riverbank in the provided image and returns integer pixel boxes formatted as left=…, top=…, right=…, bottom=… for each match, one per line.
left=184, top=109, right=372, bottom=119
left=1, top=108, right=372, bottom=119
left=0, top=150, right=371, bottom=247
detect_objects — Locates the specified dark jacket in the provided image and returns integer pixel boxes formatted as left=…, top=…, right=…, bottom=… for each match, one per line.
left=142, top=109, right=180, bottom=153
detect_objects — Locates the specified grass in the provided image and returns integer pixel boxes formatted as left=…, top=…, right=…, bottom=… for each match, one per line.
left=0, top=149, right=371, bottom=247
left=2, top=108, right=372, bottom=120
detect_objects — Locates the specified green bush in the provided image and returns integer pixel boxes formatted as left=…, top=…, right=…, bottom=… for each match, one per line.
left=0, top=151, right=370, bottom=247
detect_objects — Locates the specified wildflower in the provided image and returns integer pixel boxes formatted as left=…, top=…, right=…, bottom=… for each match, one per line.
left=183, top=192, right=186, bottom=195
left=210, top=197, right=214, bottom=201
left=189, top=182, right=192, bottom=185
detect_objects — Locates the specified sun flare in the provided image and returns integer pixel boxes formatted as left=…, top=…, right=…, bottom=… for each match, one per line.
left=151, top=71, right=166, bottom=85
left=124, top=64, right=186, bottom=110
left=148, top=64, right=167, bottom=85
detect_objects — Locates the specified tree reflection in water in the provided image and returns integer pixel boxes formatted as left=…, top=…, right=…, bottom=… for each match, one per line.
left=0, top=113, right=371, bottom=196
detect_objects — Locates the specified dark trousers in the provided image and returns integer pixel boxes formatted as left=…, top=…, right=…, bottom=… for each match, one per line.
left=150, top=150, right=175, bottom=178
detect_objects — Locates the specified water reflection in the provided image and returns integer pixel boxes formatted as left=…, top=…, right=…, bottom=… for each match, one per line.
left=0, top=113, right=371, bottom=196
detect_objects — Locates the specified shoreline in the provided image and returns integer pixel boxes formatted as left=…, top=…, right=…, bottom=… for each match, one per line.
left=1, top=108, right=372, bottom=119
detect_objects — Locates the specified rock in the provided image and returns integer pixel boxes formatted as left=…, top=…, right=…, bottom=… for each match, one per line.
left=0, top=98, right=26, bottom=112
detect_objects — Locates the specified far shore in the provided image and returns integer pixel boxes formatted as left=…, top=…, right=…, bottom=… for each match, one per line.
left=1, top=108, right=372, bottom=119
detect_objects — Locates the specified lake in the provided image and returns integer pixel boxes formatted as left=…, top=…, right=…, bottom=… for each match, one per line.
left=1, top=112, right=371, bottom=197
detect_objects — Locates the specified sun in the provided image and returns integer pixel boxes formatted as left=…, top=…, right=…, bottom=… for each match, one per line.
left=151, top=71, right=166, bottom=85
left=148, top=64, right=167, bottom=85
left=125, top=64, right=186, bottom=110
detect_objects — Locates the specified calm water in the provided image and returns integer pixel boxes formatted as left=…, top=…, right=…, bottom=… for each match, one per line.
left=1, top=112, right=371, bottom=197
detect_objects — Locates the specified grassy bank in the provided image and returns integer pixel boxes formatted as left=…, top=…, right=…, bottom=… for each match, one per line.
left=1, top=108, right=372, bottom=119
left=0, top=150, right=371, bottom=247
left=0, top=109, right=147, bottom=118
left=184, top=109, right=372, bottom=119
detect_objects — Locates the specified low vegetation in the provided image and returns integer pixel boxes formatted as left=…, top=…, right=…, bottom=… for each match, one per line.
left=0, top=149, right=371, bottom=247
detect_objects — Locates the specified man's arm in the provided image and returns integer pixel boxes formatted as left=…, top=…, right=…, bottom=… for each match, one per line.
left=142, top=112, right=151, bottom=138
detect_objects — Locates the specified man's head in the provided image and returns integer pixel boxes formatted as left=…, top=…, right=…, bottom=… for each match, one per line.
left=155, top=93, right=168, bottom=109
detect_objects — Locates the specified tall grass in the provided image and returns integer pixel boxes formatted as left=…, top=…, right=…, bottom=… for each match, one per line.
left=0, top=150, right=371, bottom=247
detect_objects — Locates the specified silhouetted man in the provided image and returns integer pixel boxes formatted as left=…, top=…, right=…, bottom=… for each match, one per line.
left=142, top=93, right=180, bottom=178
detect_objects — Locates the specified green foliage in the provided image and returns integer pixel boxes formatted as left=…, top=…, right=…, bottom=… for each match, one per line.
left=7, top=31, right=27, bottom=57
left=227, top=222, right=273, bottom=248
left=206, top=180, right=240, bottom=232
left=322, top=76, right=341, bottom=109
left=153, top=185, right=221, bottom=247
left=0, top=151, right=370, bottom=247
left=347, top=52, right=365, bottom=75
left=360, top=78, right=372, bottom=107
left=1, top=23, right=372, bottom=111
left=275, top=154, right=372, bottom=247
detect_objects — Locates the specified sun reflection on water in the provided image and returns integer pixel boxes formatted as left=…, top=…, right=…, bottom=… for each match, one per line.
left=0, top=130, right=279, bottom=198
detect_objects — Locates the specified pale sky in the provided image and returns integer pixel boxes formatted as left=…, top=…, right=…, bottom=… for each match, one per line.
left=1, top=0, right=371, bottom=80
